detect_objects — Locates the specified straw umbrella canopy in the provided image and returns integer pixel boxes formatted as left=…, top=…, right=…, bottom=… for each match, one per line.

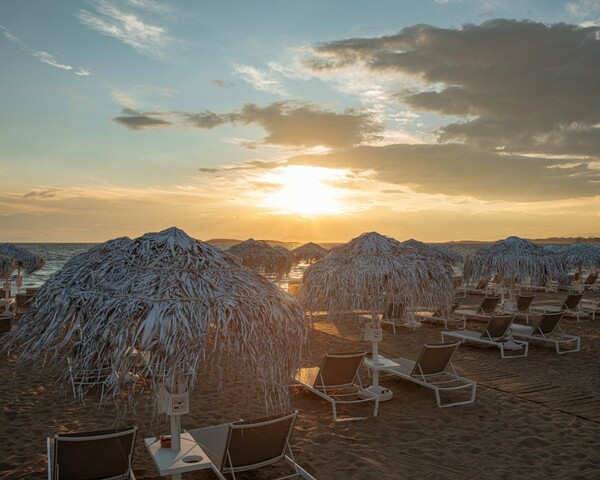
left=0, top=243, right=46, bottom=292
left=463, top=236, right=567, bottom=296
left=400, top=239, right=463, bottom=266
left=297, top=232, right=455, bottom=320
left=559, top=242, right=600, bottom=277
left=291, top=242, right=329, bottom=264
left=228, top=238, right=292, bottom=279
left=0, top=255, right=17, bottom=282
left=1, top=227, right=306, bottom=446
left=272, top=245, right=293, bottom=274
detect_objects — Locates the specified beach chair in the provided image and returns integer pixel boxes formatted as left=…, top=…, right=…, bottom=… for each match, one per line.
left=454, top=295, right=501, bottom=324
left=533, top=292, right=588, bottom=322
left=187, top=411, right=316, bottom=480
left=583, top=272, right=598, bottom=291
left=47, top=426, right=137, bottom=480
left=580, top=299, right=600, bottom=320
left=0, top=314, right=11, bottom=334
left=292, top=352, right=379, bottom=422
left=504, top=294, right=535, bottom=324
left=441, top=314, right=528, bottom=359
left=511, top=311, right=580, bottom=355
left=414, top=302, right=464, bottom=329
left=67, top=357, right=114, bottom=403
left=383, top=342, right=476, bottom=407
left=380, top=302, right=405, bottom=333
left=14, top=292, right=34, bottom=318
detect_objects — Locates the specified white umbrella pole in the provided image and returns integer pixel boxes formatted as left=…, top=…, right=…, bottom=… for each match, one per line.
left=3, top=280, right=9, bottom=313
left=360, top=313, right=393, bottom=401
left=169, top=373, right=185, bottom=452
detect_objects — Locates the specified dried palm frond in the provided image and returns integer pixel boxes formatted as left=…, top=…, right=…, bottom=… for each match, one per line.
left=1, top=227, right=306, bottom=412
left=228, top=239, right=292, bottom=279
left=0, top=244, right=46, bottom=274
left=463, top=236, right=567, bottom=287
left=297, top=232, right=455, bottom=315
left=291, top=242, right=329, bottom=264
left=401, top=239, right=463, bottom=265
left=0, top=255, right=17, bottom=281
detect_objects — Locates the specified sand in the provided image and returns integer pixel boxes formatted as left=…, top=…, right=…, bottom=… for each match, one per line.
left=1, top=289, right=600, bottom=479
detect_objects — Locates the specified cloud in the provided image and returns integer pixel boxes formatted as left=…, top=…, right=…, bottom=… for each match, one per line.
left=231, top=63, right=289, bottom=95
left=23, top=188, right=61, bottom=199
left=184, top=102, right=382, bottom=148
left=112, top=108, right=172, bottom=129
left=198, top=167, right=219, bottom=173
left=78, top=0, right=175, bottom=58
left=286, top=143, right=600, bottom=202
left=304, top=20, right=600, bottom=156
left=212, top=79, right=234, bottom=88
left=1, top=26, right=91, bottom=76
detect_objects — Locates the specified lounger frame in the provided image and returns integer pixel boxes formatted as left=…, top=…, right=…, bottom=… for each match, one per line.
left=293, top=352, right=379, bottom=422
left=384, top=343, right=476, bottom=408
left=511, top=311, right=580, bottom=355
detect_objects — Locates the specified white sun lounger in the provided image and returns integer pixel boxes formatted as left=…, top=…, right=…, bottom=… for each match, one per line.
left=293, top=352, right=379, bottom=422
left=187, top=411, right=316, bottom=480
left=441, top=314, right=528, bottom=359
left=454, top=295, right=501, bottom=323
left=511, top=310, right=580, bottom=354
left=383, top=342, right=476, bottom=407
left=533, top=292, right=589, bottom=322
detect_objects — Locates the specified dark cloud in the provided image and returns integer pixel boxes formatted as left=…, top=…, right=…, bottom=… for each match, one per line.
left=198, top=167, right=219, bottom=173
left=287, top=143, right=600, bottom=202
left=307, top=20, right=600, bottom=155
left=23, top=188, right=61, bottom=199
left=183, top=102, right=381, bottom=149
left=112, top=108, right=172, bottom=130
left=212, top=79, right=234, bottom=88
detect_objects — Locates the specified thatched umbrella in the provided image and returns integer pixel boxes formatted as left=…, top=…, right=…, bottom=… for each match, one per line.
left=0, top=243, right=45, bottom=293
left=0, top=255, right=17, bottom=314
left=291, top=242, right=329, bottom=264
left=400, top=239, right=463, bottom=265
left=560, top=242, right=600, bottom=278
left=297, top=232, right=454, bottom=400
left=228, top=238, right=292, bottom=279
left=463, top=236, right=567, bottom=298
left=1, top=227, right=306, bottom=451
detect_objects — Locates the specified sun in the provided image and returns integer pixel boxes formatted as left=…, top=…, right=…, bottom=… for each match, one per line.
left=260, top=165, right=347, bottom=216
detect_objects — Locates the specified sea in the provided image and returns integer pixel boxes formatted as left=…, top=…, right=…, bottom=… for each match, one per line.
left=14, top=242, right=485, bottom=289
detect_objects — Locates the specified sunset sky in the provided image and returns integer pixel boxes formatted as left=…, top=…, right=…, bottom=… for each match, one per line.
left=1, top=0, right=599, bottom=243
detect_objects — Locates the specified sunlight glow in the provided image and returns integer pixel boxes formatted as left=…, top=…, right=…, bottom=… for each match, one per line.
left=259, top=165, right=348, bottom=216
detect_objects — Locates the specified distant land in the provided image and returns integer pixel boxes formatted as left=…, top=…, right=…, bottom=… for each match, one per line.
left=207, top=236, right=600, bottom=249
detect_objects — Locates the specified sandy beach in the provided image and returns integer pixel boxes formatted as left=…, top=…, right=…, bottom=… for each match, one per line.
left=2, top=289, right=600, bottom=479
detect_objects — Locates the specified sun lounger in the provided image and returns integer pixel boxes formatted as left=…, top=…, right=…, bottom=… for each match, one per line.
left=47, top=426, right=137, bottom=480
left=0, top=314, right=11, bottom=334
left=511, top=311, right=580, bottom=354
left=383, top=342, right=476, bottom=407
left=292, top=352, right=379, bottom=422
left=533, top=292, right=589, bottom=322
left=414, top=302, right=464, bottom=329
left=583, top=272, right=598, bottom=291
left=68, top=357, right=114, bottom=403
left=454, top=295, right=501, bottom=323
left=580, top=299, right=600, bottom=320
left=441, top=314, right=528, bottom=359
left=504, top=293, right=535, bottom=324
left=187, top=411, right=316, bottom=480
left=14, top=292, right=34, bottom=318
left=380, top=302, right=405, bottom=333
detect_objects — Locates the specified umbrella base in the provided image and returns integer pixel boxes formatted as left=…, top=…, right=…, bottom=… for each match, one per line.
left=360, top=385, right=394, bottom=402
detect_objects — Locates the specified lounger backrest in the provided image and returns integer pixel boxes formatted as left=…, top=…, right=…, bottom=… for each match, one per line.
left=227, top=411, right=297, bottom=472
left=411, top=343, right=460, bottom=377
left=317, top=352, right=365, bottom=388
left=476, top=277, right=488, bottom=289
left=481, top=315, right=514, bottom=340
left=516, top=294, right=535, bottom=312
left=585, top=273, right=598, bottom=285
left=53, top=427, right=137, bottom=480
left=15, top=293, right=34, bottom=309
left=479, top=296, right=501, bottom=314
left=0, top=315, right=11, bottom=334
left=384, top=302, right=404, bottom=319
left=535, top=311, right=564, bottom=335
left=563, top=293, right=583, bottom=310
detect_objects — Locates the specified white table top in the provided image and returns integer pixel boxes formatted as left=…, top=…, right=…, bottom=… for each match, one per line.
left=364, top=356, right=399, bottom=370
left=145, top=433, right=212, bottom=476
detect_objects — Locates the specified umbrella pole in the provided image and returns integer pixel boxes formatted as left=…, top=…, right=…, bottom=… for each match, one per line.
left=3, top=280, right=9, bottom=313
left=360, top=313, right=393, bottom=401
left=169, top=373, right=185, bottom=452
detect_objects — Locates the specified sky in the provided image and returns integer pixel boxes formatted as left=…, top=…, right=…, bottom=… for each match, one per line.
left=1, top=0, right=599, bottom=243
